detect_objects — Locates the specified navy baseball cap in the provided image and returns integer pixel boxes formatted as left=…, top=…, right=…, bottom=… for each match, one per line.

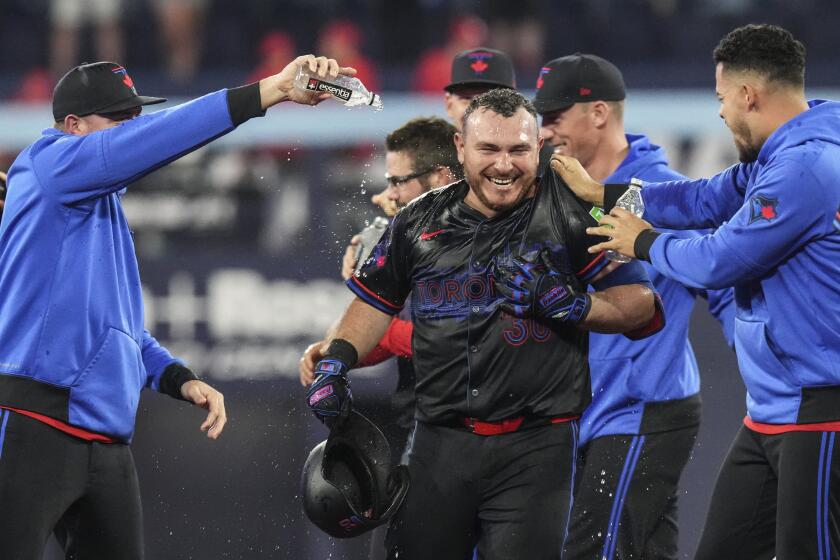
left=533, top=53, right=625, bottom=114
left=444, top=48, right=516, bottom=92
left=52, top=62, right=166, bottom=121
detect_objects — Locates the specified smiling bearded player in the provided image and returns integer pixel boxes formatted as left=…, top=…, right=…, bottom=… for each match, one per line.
left=304, top=89, right=665, bottom=559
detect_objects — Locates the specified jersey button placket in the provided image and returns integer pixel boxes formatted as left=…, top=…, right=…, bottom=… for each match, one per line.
left=465, top=218, right=488, bottom=410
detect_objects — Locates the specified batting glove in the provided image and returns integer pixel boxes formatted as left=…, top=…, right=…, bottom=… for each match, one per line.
left=305, top=338, right=358, bottom=428
left=495, top=258, right=591, bottom=324
left=306, top=359, right=351, bottom=426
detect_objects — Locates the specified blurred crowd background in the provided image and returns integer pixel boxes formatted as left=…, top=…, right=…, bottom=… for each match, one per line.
left=1, top=0, right=839, bottom=101
left=1, top=1, right=836, bottom=559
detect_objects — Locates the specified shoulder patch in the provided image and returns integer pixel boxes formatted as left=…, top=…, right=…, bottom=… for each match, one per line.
left=748, top=195, right=779, bottom=224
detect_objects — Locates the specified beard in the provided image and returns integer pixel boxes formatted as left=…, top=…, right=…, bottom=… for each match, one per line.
left=730, top=117, right=761, bottom=163
left=465, top=168, right=536, bottom=216
left=735, top=138, right=760, bottom=163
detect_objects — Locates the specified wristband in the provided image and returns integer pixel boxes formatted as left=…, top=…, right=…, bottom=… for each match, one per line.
left=634, top=229, right=662, bottom=262
left=323, top=338, right=359, bottom=369
left=226, top=82, right=266, bottom=126
left=159, top=363, right=199, bottom=401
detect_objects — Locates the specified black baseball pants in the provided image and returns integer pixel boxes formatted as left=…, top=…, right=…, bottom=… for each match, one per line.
left=0, top=410, right=144, bottom=560
left=385, top=420, right=578, bottom=560
left=563, top=425, right=698, bottom=560
left=694, top=425, right=840, bottom=560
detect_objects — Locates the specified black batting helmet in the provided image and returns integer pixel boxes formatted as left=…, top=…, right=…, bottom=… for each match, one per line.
left=301, top=410, right=409, bottom=538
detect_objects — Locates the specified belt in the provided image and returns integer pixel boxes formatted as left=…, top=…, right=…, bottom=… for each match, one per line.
left=461, top=414, right=579, bottom=436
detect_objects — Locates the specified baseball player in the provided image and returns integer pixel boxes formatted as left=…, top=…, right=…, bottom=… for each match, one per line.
left=306, top=89, right=664, bottom=559
left=553, top=24, right=840, bottom=559
left=0, top=54, right=352, bottom=559
left=533, top=54, right=735, bottom=559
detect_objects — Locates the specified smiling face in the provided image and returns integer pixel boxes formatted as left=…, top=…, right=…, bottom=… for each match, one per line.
left=540, top=101, right=624, bottom=169
left=715, top=63, right=761, bottom=163
left=539, top=103, right=602, bottom=167
left=455, top=106, right=543, bottom=218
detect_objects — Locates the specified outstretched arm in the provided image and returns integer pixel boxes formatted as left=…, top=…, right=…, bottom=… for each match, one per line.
left=42, top=55, right=356, bottom=204
left=587, top=160, right=830, bottom=289
left=550, top=154, right=748, bottom=229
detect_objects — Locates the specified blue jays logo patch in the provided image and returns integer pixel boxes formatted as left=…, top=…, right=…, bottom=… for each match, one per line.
left=748, top=195, right=779, bottom=224
left=468, top=51, right=493, bottom=75
left=111, top=65, right=138, bottom=94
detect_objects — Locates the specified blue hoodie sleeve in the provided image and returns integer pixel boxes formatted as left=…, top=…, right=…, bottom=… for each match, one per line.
left=34, top=90, right=237, bottom=205
left=648, top=158, right=826, bottom=289
left=141, top=329, right=179, bottom=391
left=642, top=163, right=752, bottom=229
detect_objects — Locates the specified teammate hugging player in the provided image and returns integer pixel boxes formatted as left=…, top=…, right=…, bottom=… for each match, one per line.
left=533, top=53, right=734, bottom=559
left=306, top=89, right=665, bottom=559
left=555, top=24, right=840, bottom=560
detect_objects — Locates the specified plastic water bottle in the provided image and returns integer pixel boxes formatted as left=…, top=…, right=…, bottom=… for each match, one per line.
left=354, top=216, right=390, bottom=273
left=605, top=178, right=645, bottom=263
left=293, top=66, right=383, bottom=110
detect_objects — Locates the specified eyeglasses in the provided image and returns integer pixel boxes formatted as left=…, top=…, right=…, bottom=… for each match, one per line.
left=384, top=166, right=438, bottom=188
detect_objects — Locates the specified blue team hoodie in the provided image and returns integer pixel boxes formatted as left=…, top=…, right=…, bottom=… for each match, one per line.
left=0, top=90, right=242, bottom=441
left=641, top=100, right=840, bottom=425
left=581, top=135, right=734, bottom=444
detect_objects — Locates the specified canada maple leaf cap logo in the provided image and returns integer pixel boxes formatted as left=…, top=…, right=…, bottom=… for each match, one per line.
left=471, top=59, right=489, bottom=74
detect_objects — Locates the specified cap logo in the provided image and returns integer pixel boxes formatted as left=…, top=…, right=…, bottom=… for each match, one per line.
left=467, top=51, right=494, bottom=76
left=470, top=59, right=488, bottom=74
left=536, top=67, right=551, bottom=89
left=579, top=87, right=592, bottom=96
left=112, top=66, right=137, bottom=94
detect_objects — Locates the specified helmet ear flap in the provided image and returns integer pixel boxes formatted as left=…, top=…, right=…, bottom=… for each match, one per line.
left=301, top=411, right=410, bottom=538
